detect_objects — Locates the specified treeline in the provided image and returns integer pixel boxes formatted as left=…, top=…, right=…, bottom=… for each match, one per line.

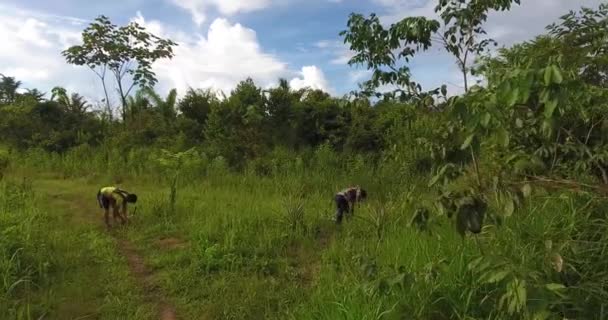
left=0, top=75, right=418, bottom=168
left=0, top=1, right=606, bottom=186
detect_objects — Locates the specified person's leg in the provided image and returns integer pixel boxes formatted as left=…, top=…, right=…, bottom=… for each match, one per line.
left=335, top=195, right=347, bottom=224
left=101, top=196, right=111, bottom=228
left=104, top=208, right=111, bottom=229
left=111, top=202, right=124, bottom=226
left=118, top=203, right=128, bottom=225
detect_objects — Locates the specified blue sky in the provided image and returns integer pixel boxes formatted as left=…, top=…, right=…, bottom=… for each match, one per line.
left=0, top=0, right=604, bottom=104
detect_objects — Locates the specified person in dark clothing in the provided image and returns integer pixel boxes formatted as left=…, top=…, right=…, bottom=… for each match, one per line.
left=335, top=186, right=367, bottom=224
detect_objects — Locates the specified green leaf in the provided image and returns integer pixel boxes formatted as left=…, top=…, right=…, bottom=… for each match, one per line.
left=551, top=65, right=563, bottom=84
left=504, top=197, right=515, bottom=217
left=497, top=127, right=510, bottom=147
left=429, top=173, right=442, bottom=187
left=543, top=67, right=552, bottom=86
left=545, top=283, right=566, bottom=291
left=543, top=98, right=558, bottom=118
left=460, top=134, right=474, bottom=150
left=507, top=87, right=519, bottom=107
left=515, top=118, right=523, bottom=128
left=484, top=270, right=510, bottom=284
left=481, top=113, right=491, bottom=127
left=521, top=184, right=532, bottom=198
left=497, top=81, right=512, bottom=104
left=517, top=280, right=527, bottom=306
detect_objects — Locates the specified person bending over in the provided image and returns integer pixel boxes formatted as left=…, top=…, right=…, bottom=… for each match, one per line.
left=335, top=186, right=367, bottom=224
left=97, top=186, right=137, bottom=229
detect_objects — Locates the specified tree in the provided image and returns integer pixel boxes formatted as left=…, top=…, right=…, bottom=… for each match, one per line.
left=51, top=87, right=90, bottom=114
left=340, top=0, right=520, bottom=100
left=434, top=0, right=521, bottom=92
left=143, top=87, right=178, bottom=120
left=126, top=89, right=151, bottom=119
left=264, top=78, right=299, bottom=147
left=22, top=89, right=46, bottom=102
left=62, top=15, right=177, bottom=120
left=340, top=14, right=440, bottom=103
left=0, top=74, right=22, bottom=105
left=178, top=88, right=216, bottom=125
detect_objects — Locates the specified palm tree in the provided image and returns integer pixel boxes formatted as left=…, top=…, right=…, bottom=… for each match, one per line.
left=0, top=74, right=22, bottom=104
left=24, top=88, right=46, bottom=102
left=143, top=87, right=177, bottom=119
left=126, top=90, right=150, bottom=118
left=51, top=86, right=89, bottom=114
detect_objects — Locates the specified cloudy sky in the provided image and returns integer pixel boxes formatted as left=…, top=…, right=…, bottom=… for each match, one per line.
left=0, top=0, right=603, bottom=104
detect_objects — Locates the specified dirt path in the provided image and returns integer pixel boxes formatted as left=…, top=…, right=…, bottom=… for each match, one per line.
left=38, top=179, right=179, bottom=320
left=117, top=238, right=178, bottom=320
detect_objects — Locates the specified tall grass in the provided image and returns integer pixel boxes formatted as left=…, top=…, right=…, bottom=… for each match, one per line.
left=4, top=145, right=608, bottom=319
left=0, top=177, right=154, bottom=319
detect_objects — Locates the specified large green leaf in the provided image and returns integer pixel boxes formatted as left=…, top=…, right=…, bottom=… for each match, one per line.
left=460, top=134, right=475, bottom=150
left=543, top=98, right=558, bottom=118
left=551, top=65, right=563, bottom=84
left=545, top=283, right=566, bottom=291
left=507, top=87, right=519, bottom=107
left=497, top=127, right=510, bottom=147
left=543, top=66, right=553, bottom=86
left=481, top=113, right=491, bottom=127
left=484, top=270, right=510, bottom=284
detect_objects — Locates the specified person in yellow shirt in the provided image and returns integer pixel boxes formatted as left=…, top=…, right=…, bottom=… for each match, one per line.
left=96, top=186, right=137, bottom=229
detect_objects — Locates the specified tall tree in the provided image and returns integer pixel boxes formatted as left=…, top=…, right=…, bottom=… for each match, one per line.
left=340, top=0, right=520, bottom=100
left=23, top=89, right=46, bottom=102
left=51, top=87, right=90, bottom=114
left=0, top=74, right=22, bottom=105
left=178, top=88, right=216, bottom=125
left=143, top=87, right=178, bottom=120
left=340, top=14, right=440, bottom=102
left=434, top=0, right=521, bottom=92
left=62, top=15, right=177, bottom=120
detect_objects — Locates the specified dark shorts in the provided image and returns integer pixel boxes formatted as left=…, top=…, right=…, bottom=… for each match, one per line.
left=335, top=194, right=349, bottom=211
left=97, top=192, right=112, bottom=209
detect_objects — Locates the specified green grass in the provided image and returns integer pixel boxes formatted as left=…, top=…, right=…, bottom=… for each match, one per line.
left=2, top=157, right=608, bottom=319
left=0, top=176, right=155, bottom=319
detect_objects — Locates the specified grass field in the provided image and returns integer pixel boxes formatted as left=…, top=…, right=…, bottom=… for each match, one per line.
left=2, top=158, right=608, bottom=319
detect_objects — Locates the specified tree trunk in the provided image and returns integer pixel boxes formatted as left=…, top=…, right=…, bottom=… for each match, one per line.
left=116, top=79, right=128, bottom=121
left=101, top=77, right=112, bottom=121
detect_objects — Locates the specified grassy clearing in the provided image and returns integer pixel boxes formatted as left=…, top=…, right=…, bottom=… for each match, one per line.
left=2, top=153, right=608, bottom=319
left=0, top=176, right=154, bottom=319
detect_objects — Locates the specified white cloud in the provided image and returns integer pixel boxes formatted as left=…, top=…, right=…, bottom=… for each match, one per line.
left=375, top=0, right=605, bottom=45
left=0, top=5, right=99, bottom=102
left=0, top=5, right=334, bottom=107
left=314, top=39, right=354, bottom=65
left=290, top=66, right=331, bottom=92
left=133, top=13, right=311, bottom=95
left=169, top=0, right=273, bottom=26
left=348, top=70, right=371, bottom=83
left=364, top=0, right=605, bottom=97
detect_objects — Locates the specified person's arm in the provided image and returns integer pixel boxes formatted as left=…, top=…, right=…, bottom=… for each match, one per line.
left=122, top=201, right=128, bottom=218
left=97, top=191, right=103, bottom=208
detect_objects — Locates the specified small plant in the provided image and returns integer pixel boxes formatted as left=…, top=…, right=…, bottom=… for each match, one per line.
left=280, top=193, right=306, bottom=234
left=357, top=201, right=393, bottom=241
left=155, top=148, right=200, bottom=214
